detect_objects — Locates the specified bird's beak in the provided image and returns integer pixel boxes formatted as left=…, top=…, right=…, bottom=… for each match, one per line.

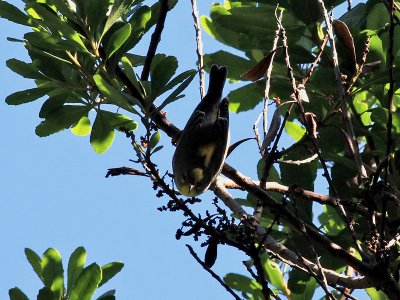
left=188, top=184, right=195, bottom=193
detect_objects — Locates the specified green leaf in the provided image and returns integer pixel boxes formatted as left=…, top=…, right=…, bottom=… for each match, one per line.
left=26, top=2, right=86, bottom=50
left=96, top=290, right=116, bottom=300
left=120, top=56, right=136, bottom=84
left=224, top=273, right=262, bottom=296
left=71, top=116, right=91, bottom=136
left=285, top=121, right=306, bottom=142
left=366, top=3, right=389, bottom=30
left=365, top=287, right=389, bottom=300
left=47, top=0, right=80, bottom=24
left=99, top=262, right=124, bottom=287
left=6, top=59, right=46, bottom=80
left=204, top=51, right=254, bottom=81
left=150, top=56, right=178, bottom=101
left=90, top=111, right=116, bottom=154
left=93, top=74, right=136, bottom=112
left=102, top=111, right=138, bottom=131
left=228, top=81, right=264, bottom=113
left=106, top=23, right=132, bottom=59
left=318, top=205, right=346, bottom=236
left=24, top=248, right=44, bottom=283
left=37, top=287, right=57, bottom=300
left=84, top=0, right=110, bottom=39
left=41, top=248, right=64, bottom=299
left=149, top=131, right=161, bottom=150
left=101, top=0, right=135, bottom=40
left=0, top=1, right=31, bottom=26
left=288, top=269, right=317, bottom=300
left=67, top=247, right=87, bottom=293
left=159, top=69, right=196, bottom=110
left=69, top=263, right=102, bottom=300
left=120, top=5, right=151, bottom=52
left=6, top=87, right=52, bottom=105
left=257, top=159, right=280, bottom=182
left=36, top=105, right=91, bottom=137
left=9, top=288, right=29, bottom=300
left=24, top=31, right=84, bottom=52
left=261, top=255, right=287, bottom=294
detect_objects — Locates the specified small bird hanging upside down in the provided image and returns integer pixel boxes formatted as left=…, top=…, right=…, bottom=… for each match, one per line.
left=172, top=65, right=229, bottom=196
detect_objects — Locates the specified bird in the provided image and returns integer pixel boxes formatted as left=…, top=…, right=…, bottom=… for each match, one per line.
left=172, top=65, right=229, bottom=196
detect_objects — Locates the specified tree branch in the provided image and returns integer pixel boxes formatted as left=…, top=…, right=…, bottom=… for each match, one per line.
left=141, top=0, right=169, bottom=81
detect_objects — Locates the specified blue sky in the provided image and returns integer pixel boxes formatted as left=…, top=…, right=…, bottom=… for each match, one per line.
left=0, top=1, right=367, bottom=299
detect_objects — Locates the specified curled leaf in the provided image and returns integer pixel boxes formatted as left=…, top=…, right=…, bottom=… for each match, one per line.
left=227, top=137, right=255, bottom=158
left=333, top=20, right=357, bottom=74
left=242, top=49, right=277, bottom=81
left=304, top=113, right=318, bottom=139
left=261, top=106, right=281, bottom=151
left=297, top=84, right=309, bottom=103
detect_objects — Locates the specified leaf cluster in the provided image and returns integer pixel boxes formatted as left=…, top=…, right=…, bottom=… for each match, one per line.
left=9, top=247, right=123, bottom=300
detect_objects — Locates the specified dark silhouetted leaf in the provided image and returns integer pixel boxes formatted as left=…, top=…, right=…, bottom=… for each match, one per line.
left=9, top=287, right=29, bottom=300
left=205, top=239, right=218, bottom=268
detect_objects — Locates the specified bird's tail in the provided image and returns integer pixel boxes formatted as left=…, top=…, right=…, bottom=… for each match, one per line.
left=206, top=65, right=227, bottom=99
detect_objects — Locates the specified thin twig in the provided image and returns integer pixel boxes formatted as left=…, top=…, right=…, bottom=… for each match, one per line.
left=186, top=245, right=242, bottom=300
left=141, top=0, right=169, bottom=81
left=190, top=0, right=205, bottom=98
left=262, top=6, right=282, bottom=139
left=253, top=112, right=263, bottom=150
left=301, top=33, right=329, bottom=85
left=278, top=154, right=318, bottom=165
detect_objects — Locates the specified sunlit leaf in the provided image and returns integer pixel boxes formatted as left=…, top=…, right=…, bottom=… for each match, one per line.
left=69, top=263, right=102, bottom=300
left=67, top=247, right=87, bottom=293
left=36, top=105, right=91, bottom=137
left=148, top=131, right=161, bottom=150
left=24, top=248, right=44, bottom=283
left=90, top=111, right=115, bottom=154
left=261, top=255, right=287, bottom=294
left=99, top=262, right=124, bottom=287
left=41, top=248, right=64, bottom=299
left=71, top=116, right=91, bottom=136
left=106, top=23, right=132, bottom=59
left=285, top=120, right=306, bottom=142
